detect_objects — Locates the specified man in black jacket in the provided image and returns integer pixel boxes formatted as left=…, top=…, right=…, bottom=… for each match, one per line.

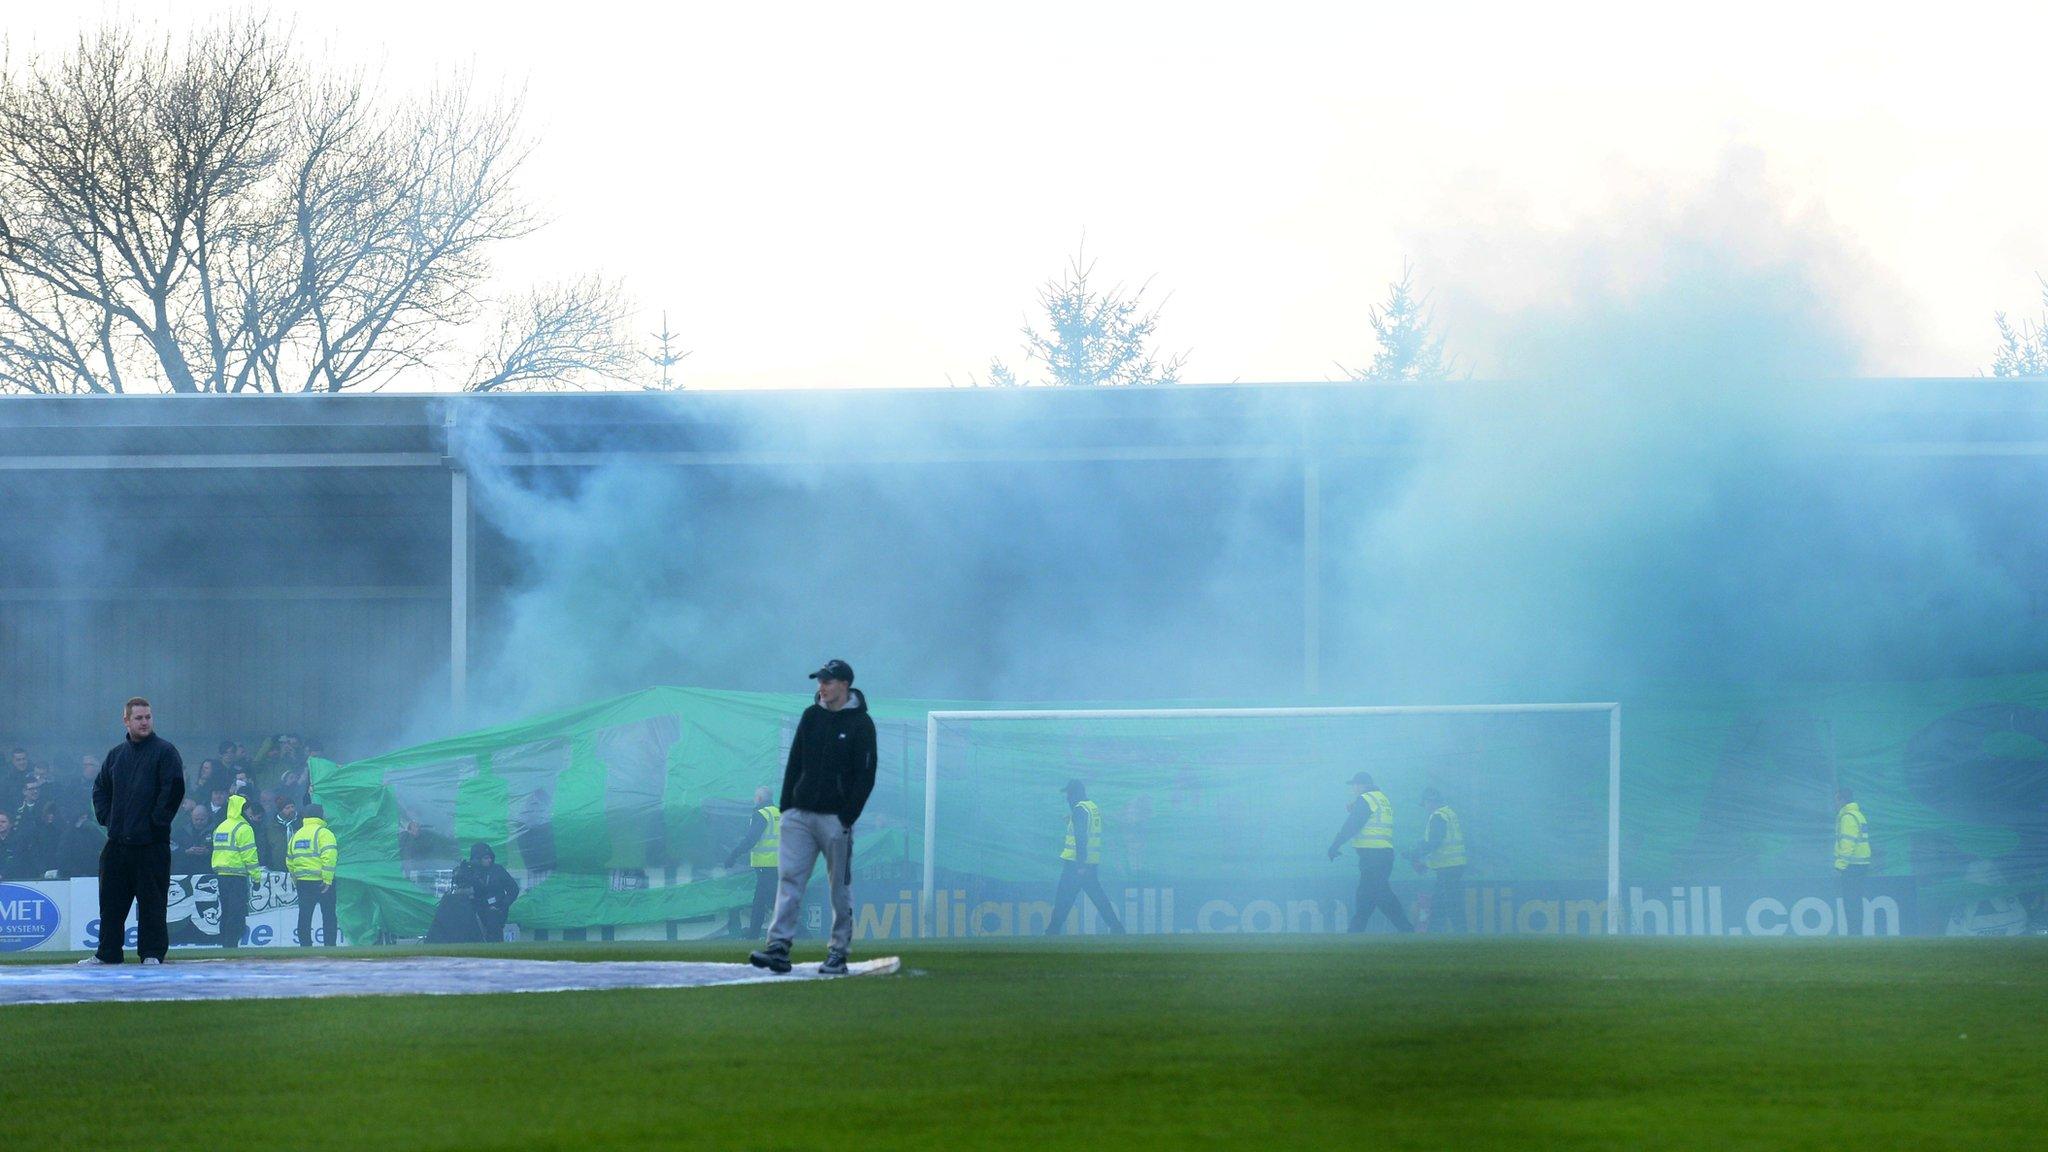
left=84, top=697, right=186, bottom=965
left=750, top=659, right=876, bottom=976
left=452, top=842, right=521, bottom=942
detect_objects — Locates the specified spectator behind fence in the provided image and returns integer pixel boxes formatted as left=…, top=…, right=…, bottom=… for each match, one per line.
left=0, top=748, right=28, bottom=814
left=71, top=754, right=99, bottom=811
left=304, top=743, right=330, bottom=792
left=218, top=740, right=249, bottom=783
left=15, top=775, right=49, bottom=831
left=253, top=734, right=296, bottom=784
left=0, top=811, right=18, bottom=878
left=16, top=800, right=64, bottom=879
left=60, top=802, right=105, bottom=879
left=255, top=792, right=289, bottom=872
left=272, top=799, right=298, bottom=849
left=175, top=803, right=217, bottom=872
left=190, top=758, right=220, bottom=804
left=274, top=759, right=310, bottom=810
left=397, top=813, right=422, bottom=865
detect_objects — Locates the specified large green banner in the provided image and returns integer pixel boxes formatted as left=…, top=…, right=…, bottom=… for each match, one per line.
left=312, top=676, right=2048, bottom=940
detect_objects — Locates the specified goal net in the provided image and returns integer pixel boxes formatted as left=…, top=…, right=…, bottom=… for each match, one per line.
left=921, top=704, right=1620, bottom=936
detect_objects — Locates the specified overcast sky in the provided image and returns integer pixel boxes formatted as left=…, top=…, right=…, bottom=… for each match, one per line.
left=13, top=2, right=2048, bottom=388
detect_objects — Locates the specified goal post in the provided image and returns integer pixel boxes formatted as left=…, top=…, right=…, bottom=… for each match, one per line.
left=923, top=703, right=1623, bottom=935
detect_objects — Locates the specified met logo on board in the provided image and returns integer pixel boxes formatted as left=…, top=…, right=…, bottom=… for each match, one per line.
left=0, top=882, right=64, bottom=952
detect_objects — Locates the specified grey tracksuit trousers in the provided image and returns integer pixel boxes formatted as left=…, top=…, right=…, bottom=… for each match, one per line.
left=767, top=808, right=853, bottom=954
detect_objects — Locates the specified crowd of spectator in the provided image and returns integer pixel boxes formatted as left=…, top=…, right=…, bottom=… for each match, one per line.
left=0, top=732, right=331, bottom=882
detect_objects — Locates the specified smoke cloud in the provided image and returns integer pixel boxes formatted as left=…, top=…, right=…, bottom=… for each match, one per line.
left=1344, top=151, right=2038, bottom=697
left=450, top=153, right=2045, bottom=732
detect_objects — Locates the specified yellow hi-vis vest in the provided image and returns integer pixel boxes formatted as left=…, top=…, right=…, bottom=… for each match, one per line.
left=750, top=805, right=782, bottom=868
left=210, top=795, right=261, bottom=880
left=287, top=818, right=338, bottom=885
left=1834, top=803, right=1870, bottom=871
left=1062, top=800, right=1103, bottom=864
left=1348, top=790, right=1394, bottom=850
left=1425, top=805, right=1467, bottom=869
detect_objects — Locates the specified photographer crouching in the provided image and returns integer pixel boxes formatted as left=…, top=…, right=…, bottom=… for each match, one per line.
left=437, top=842, right=520, bottom=943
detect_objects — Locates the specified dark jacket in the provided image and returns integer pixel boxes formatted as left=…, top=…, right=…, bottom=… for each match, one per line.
left=255, top=817, right=288, bottom=873
left=93, top=734, right=187, bottom=847
left=0, top=768, right=28, bottom=817
left=15, top=811, right=66, bottom=878
left=173, top=812, right=217, bottom=869
left=453, top=858, right=521, bottom=916
left=780, top=689, right=878, bottom=825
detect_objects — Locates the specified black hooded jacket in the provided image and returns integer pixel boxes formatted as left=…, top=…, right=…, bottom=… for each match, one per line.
left=780, top=688, right=878, bottom=825
left=453, top=855, right=521, bottom=915
left=92, top=733, right=186, bottom=847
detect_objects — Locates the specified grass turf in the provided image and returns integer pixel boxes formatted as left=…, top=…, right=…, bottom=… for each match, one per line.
left=2, top=937, right=2044, bottom=1150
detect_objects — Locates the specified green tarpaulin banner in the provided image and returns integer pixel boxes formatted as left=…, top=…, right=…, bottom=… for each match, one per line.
left=311, top=677, right=2048, bottom=941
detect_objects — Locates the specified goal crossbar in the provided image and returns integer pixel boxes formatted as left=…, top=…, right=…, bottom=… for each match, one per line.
left=922, top=703, right=1623, bottom=934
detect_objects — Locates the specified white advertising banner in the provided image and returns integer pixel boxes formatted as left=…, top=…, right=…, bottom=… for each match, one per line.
left=0, top=880, right=73, bottom=952
left=69, top=872, right=336, bottom=951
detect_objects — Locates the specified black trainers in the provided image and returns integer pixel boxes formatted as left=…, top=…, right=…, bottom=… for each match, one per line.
left=748, top=948, right=792, bottom=974
left=819, top=951, right=849, bottom=976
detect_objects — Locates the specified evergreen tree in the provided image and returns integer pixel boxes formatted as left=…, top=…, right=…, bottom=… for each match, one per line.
left=1345, top=263, right=1453, bottom=384
left=975, top=247, right=1185, bottom=387
left=1991, top=278, right=2048, bottom=377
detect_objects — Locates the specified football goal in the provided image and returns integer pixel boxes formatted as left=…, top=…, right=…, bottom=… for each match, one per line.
left=921, top=704, right=1621, bottom=935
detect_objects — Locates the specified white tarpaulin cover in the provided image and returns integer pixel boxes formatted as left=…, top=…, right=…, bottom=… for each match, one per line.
left=0, top=954, right=900, bottom=1006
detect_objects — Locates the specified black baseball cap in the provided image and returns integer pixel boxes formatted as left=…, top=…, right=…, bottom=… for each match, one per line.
left=1062, top=779, right=1086, bottom=796
left=809, top=659, right=854, bottom=684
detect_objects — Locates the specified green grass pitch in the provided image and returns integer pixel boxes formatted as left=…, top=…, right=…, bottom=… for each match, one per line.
left=3, top=937, right=2044, bottom=1150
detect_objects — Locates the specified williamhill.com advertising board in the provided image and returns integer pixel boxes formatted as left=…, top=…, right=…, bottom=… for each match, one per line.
left=838, top=876, right=1923, bottom=939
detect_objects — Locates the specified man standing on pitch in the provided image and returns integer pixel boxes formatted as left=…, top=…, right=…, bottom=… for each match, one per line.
left=288, top=804, right=341, bottom=947
left=1045, top=779, right=1126, bottom=935
left=750, top=659, right=875, bottom=976
left=1406, top=787, right=1467, bottom=933
left=1834, top=786, right=1873, bottom=936
left=83, top=697, right=186, bottom=965
left=724, top=785, right=782, bottom=939
left=1328, top=770, right=1414, bottom=933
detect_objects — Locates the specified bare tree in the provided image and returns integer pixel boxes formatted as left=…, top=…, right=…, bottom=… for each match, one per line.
left=975, top=246, right=1186, bottom=387
left=468, top=277, right=640, bottom=392
left=0, top=16, right=631, bottom=394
